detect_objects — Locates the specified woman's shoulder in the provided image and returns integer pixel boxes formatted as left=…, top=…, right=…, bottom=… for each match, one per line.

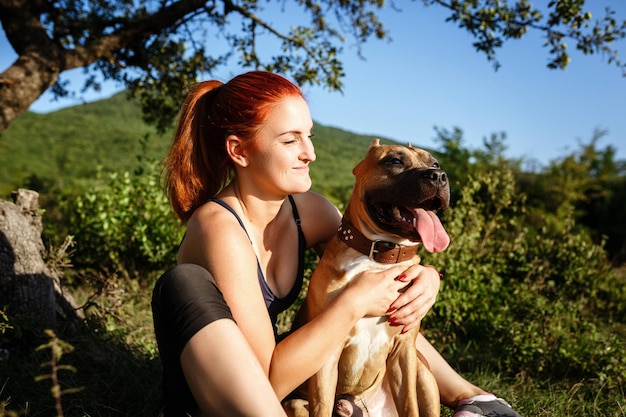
left=292, top=191, right=342, bottom=249
left=185, top=199, right=247, bottom=242
left=292, top=191, right=340, bottom=218
left=189, top=198, right=235, bottom=222
left=179, top=199, right=254, bottom=265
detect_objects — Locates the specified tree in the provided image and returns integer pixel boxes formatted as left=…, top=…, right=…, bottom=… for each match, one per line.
left=1, top=0, right=625, bottom=134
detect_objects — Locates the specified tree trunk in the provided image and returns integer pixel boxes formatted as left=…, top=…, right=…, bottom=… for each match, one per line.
left=0, top=189, right=83, bottom=333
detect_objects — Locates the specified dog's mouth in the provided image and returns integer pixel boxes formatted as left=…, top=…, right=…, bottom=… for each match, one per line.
left=370, top=197, right=450, bottom=253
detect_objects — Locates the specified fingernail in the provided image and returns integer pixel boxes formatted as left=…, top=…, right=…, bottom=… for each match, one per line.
left=395, top=274, right=407, bottom=281
left=386, top=306, right=397, bottom=313
left=388, top=317, right=399, bottom=325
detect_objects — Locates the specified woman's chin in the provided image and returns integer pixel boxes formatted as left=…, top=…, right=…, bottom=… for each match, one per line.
left=294, top=178, right=312, bottom=193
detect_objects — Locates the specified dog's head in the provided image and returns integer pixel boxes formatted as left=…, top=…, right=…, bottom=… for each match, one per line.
left=346, top=139, right=450, bottom=253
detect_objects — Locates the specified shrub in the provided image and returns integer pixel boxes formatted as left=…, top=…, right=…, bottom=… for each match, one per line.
left=423, top=165, right=626, bottom=390
left=55, top=163, right=183, bottom=280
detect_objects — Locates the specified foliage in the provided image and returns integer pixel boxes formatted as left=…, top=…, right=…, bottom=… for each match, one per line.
left=34, top=330, right=82, bottom=417
left=518, top=129, right=626, bottom=264
left=429, top=0, right=626, bottom=73
left=423, top=163, right=626, bottom=390
left=51, top=161, right=183, bottom=280
left=0, top=308, right=11, bottom=336
left=433, top=125, right=626, bottom=265
left=2, top=0, right=625, bottom=133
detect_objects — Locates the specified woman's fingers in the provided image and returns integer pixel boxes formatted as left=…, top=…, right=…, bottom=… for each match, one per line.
left=349, top=265, right=412, bottom=317
left=386, top=265, right=442, bottom=332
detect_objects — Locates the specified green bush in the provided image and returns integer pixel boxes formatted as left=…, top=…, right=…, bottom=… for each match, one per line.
left=54, top=163, right=183, bottom=279
left=423, top=165, right=626, bottom=390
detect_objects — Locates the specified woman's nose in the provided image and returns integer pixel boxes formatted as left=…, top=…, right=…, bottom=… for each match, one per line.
left=301, top=137, right=316, bottom=162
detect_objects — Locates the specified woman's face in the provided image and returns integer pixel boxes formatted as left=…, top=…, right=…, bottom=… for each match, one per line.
left=245, top=96, right=316, bottom=196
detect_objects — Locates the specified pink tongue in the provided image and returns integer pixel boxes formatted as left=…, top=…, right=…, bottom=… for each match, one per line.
left=413, top=208, right=450, bottom=253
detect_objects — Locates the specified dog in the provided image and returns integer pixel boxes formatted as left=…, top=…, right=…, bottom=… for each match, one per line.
left=285, top=139, right=450, bottom=417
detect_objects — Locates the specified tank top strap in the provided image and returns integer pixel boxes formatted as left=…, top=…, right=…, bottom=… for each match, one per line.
left=207, top=198, right=251, bottom=240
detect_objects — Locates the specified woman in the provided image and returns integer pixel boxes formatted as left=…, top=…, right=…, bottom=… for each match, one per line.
left=151, top=71, right=522, bottom=417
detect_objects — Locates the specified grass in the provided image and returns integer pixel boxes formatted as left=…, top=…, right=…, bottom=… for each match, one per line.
left=439, top=371, right=626, bottom=416
left=1, top=276, right=162, bottom=417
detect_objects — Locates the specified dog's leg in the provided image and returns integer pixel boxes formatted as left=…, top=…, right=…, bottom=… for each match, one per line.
left=415, top=349, right=440, bottom=417
left=386, top=337, right=420, bottom=417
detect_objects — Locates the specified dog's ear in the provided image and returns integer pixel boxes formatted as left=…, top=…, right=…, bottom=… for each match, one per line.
left=407, top=142, right=413, bottom=148
left=369, top=138, right=381, bottom=148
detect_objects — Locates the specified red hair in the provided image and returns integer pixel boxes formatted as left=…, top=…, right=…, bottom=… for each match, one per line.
left=163, top=71, right=304, bottom=223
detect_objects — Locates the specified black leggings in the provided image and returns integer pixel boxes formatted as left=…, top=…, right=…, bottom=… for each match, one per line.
left=151, top=263, right=234, bottom=417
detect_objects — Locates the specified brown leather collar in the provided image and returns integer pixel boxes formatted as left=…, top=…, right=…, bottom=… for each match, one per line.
left=337, top=219, right=419, bottom=264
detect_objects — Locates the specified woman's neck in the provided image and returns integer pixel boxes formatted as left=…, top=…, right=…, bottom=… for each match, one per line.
left=229, top=180, right=286, bottom=228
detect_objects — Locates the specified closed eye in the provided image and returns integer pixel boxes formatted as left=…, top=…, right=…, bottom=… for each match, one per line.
left=283, top=135, right=304, bottom=144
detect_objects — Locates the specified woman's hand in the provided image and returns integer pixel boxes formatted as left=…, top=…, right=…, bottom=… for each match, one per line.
left=386, top=264, right=442, bottom=334
left=344, top=264, right=416, bottom=319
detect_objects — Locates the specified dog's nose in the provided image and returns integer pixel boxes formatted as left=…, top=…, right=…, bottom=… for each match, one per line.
left=427, top=169, right=447, bottom=186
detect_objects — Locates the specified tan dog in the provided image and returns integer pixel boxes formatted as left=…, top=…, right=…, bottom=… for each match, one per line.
left=286, top=139, right=450, bottom=417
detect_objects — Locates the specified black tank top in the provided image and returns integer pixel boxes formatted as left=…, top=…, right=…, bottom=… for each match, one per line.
left=208, top=195, right=306, bottom=336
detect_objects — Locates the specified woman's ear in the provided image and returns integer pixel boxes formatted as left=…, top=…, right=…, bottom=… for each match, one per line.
left=225, top=135, right=249, bottom=167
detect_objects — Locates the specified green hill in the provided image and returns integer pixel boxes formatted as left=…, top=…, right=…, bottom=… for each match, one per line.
left=0, top=92, right=411, bottom=198
left=0, top=93, right=169, bottom=194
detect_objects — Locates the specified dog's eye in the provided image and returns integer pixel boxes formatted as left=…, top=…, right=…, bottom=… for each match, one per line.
left=390, top=158, right=402, bottom=165
left=432, top=162, right=440, bottom=168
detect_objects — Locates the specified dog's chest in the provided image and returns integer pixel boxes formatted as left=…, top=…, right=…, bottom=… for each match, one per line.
left=337, top=256, right=403, bottom=376
left=344, top=316, right=396, bottom=369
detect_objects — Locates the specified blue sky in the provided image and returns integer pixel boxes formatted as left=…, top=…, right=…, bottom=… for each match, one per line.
left=2, top=2, right=625, bottom=168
